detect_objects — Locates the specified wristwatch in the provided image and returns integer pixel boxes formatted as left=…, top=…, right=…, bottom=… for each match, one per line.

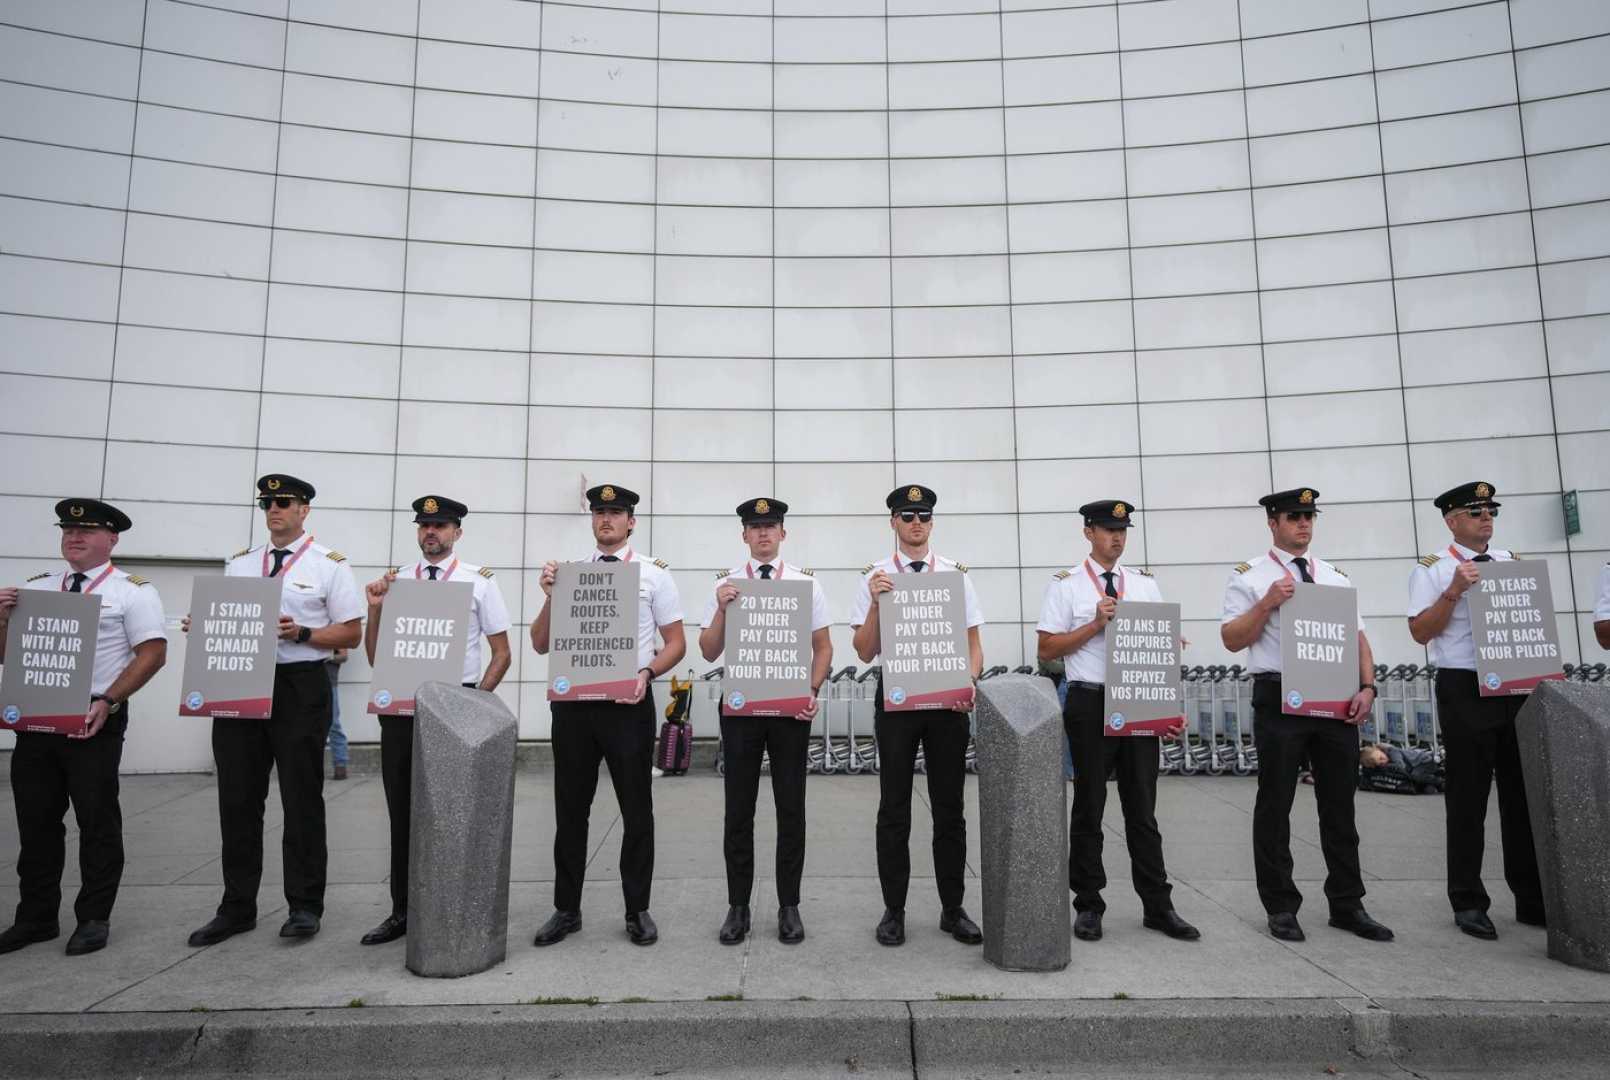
left=93, top=694, right=122, bottom=714
left=296, top=625, right=312, bottom=643
left=1360, top=683, right=1377, bottom=694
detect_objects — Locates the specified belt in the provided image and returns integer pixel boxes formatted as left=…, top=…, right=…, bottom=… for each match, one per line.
left=276, top=660, right=327, bottom=671
left=1067, top=680, right=1105, bottom=693
left=1252, top=672, right=1282, bottom=683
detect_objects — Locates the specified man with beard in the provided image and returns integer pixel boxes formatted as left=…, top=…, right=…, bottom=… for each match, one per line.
left=529, top=484, right=685, bottom=947
left=357, top=495, right=512, bottom=946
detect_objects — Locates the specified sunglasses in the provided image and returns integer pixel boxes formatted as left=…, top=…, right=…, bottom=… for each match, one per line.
left=1461, top=507, right=1499, bottom=520
left=898, top=511, right=933, bottom=523
left=1281, top=511, right=1316, bottom=522
left=257, top=496, right=301, bottom=510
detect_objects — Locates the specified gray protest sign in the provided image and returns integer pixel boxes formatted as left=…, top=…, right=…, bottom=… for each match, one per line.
left=1466, top=559, right=1564, bottom=696
left=179, top=576, right=280, bottom=719
left=1103, top=600, right=1184, bottom=736
left=722, top=578, right=813, bottom=717
left=369, top=579, right=473, bottom=715
left=548, top=560, right=641, bottom=702
left=1, top=590, right=98, bottom=735
left=1279, top=582, right=1359, bottom=719
left=878, top=570, right=972, bottom=711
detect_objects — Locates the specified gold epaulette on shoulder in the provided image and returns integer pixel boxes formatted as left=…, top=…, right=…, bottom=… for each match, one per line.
left=653, top=558, right=669, bottom=569
left=798, top=567, right=815, bottom=577
left=126, top=574, right=150, bottom=586
left=1132, top=567, right=1154, bottom=577
left=477, top=566, right=494, bottom=578
left=1417, top=553, right=1439, bottom=567
left=325, top=550, right=346, bottom=563
left=25, top=571, right=50, bottom=582
left=861, top=563, right=876, bottom=575
left=714, top=569, right=730, bottom=579
left=388, top=566, right=401, bottom=576
left=1053, top=570, right=1071, bottom=580
left=1234, top=562, right=1251, bottom=574
left=232, top=547, right=251, bottom=560
left=954, top=562, right=969, bottom=573
left=1333, top=566, right=1349, bottom=579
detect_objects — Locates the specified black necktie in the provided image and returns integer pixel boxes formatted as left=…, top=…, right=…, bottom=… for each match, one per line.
left=909, top=560, right=926, bottom=573
left=600, top=554, right=620, bottom=562
left=68, top=572, right=86, bottom=593
left=427, top=566, right=440, bottom=580
left=1292, top=556, right=1314, bottom=583
left=1101, top=571, right=1118, bottom=599
left=758, top=564, right=773, bottom=579
left=1472, top=554, right=1493, bottom=563
left=269, top=549, right=290, bottom=577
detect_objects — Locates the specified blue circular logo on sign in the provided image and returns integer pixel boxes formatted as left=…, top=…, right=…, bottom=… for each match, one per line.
left=373, top=690, right=392, bottom=709
left=889, top=687, right=907, bottom=706
left=1108, top=712, right=1126, bottom=731
left=728, top=691, right=746, bottom=710
left=2, top=705, right=19, bottom=725
left=553, top=676, right=571, bottom=695
left=1286, top=690, right=1304, bottom=710
left=185, top=691, right=204, bottom=710
left=1484, top=672, right=1501, bottom=691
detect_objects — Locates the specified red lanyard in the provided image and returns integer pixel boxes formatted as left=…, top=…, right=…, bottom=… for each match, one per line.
left=1084, top=559, right=1123, bottom=599
left=263, top=535, right=315, bottom=578
left=895, top=551, right=931, bottom=572
left=1447, top=544, right=1481, bottom=564
left=1269, top=549, right=1301, bottom=583
left=417, top=558, right=458, bottom=581
left=62, top=564, right=116, bottom=595
left=744, top=561, right=783, bottom=579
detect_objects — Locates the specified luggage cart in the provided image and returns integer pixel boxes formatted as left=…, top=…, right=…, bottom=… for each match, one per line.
left=1378, top=664, right=1414, bottom=748
left=1179, top=666, right=1216, bottom=776
left=1409, top=665, right=1439, bottom=751
left=1360, top=663, right=1387, bottom=745
left=849, top=666, right=881, bottom=774
left=703, top=667, right=725, bottom=775
left=1210, top=665, right=1248, bottom=775
left=814, top=665, right=859, bottom=774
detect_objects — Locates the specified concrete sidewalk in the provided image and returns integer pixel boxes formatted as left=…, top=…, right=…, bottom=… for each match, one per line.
left=1, top=765, right=1605, bottom=1077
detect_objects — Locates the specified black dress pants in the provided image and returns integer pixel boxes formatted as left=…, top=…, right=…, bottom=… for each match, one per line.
left=1251, top=679, right=1364, bottom=917
left=10, top=714, right=128, bottom=927
left=1064, top=686, right=1172, bottom=916
left=377, top=682, right=479, bottom=915
left=211, top=661, right=331, bottom=921
left=550, top=696, right=656, bottom=915
left=1434, top=669, right=1543, bottom=918
left=874, top=707, right=970, bottom=912
left=720, top=712, right=810, bottom=906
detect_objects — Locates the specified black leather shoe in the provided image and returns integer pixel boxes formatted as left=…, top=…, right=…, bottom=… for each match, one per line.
left=1454, top=909, right=1496, bottom=939
left=875, top=908, right=905, bottom=946
left=1267, top=912, right=1305, bottom=942
left=778, top=905, right=805, bottom=945
left=279, top=910, right=320, bottom=938
left=1073, top=910, right=1103, bottom=941
left=1329, top=908, right=1393, bottom=942
left=65, top=920, right=109, bottom=956
left=626, top=910, right=658, bottom=946
left=361, top=912, right=407, bottom=946
left=1143, top=910, right=1201, bottom=941
left=1515, top=907, right=1547, bottom=928
left=0, top=922, right=60, bottom=954
left=940, top=906, right=982, bottom=945
left=718, top=905, right=750, bottom=945
left=187, top=915, right=254, bottom=948
left=532, top=909, right=581, bottom=947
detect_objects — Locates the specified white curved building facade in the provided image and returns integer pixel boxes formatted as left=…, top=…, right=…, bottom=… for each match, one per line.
left=1, top=0, right=1607, bottom=764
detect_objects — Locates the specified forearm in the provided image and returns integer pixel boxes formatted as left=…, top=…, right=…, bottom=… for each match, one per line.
left=1037, top=620, right=1103, bottom=663
left=363, top=607, right=382, bottom=665
left=1597, top=620, right=1610, bottom=650
left=809, top=630, right=833, bottom=691
left=530, top=597, right=552, bottom=654
left=1220, top=607, right=1268, bottom=653
left=852, top=615, right=880, bottom=664
left=480, top=634, right=511, bottom=691
left=1358, top=632, right=1375, bottom=684
left=967, top=627, right=983, bottom=680
left=649, top=623, right=686, bottom=676
left=312, top=620, right=361, bottom=650
left=1408, top=595, right=1457, bottom=644
left=104, top=640, right=167, bottom=703
left=698, top=609, right=725, bottom=662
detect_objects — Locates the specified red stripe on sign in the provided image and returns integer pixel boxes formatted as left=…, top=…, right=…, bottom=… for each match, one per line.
left=1481, top=672, right=1565, bottom=697
left=549, top=677, right=641, bottom=703
left=179, top=696, right=273, bottom=720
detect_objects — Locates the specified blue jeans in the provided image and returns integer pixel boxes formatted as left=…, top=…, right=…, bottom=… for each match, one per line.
left=1058, top=679, right=1074, bottom=779
left=325, top=661, right=348, bottom=768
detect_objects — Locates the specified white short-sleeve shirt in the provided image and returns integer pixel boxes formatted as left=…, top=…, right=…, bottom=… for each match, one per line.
left=579, top=547, right=683, bottom=671
left=1406, top=541, right=1515, bottom=670
left=23, top=562, right=167, bottom=697
left=1220, top=549, right=1364, bottom=675
left=1592, top=562, right=1610, bottom=625
left=226, top=535, right=364, bottom=664
left=848, top=550, right=984, bottom=631
left=702, top=558, right=831, bottom=633
left=1037, top=558, right=1164, bottom=684
left=397, top=556, right=512, bottom=683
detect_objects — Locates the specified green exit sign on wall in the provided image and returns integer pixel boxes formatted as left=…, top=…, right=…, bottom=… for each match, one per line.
left=1562, top=490, right=1581, bottom=537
